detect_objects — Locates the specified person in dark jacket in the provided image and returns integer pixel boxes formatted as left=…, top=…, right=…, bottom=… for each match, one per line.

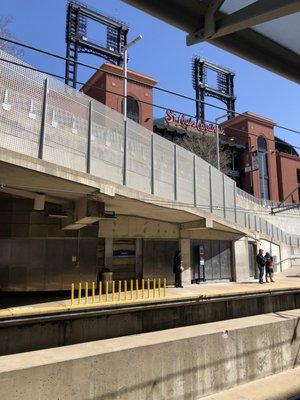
left=173, top=250, right=183, bottom=288
left=265, top=252, right=275, bottom=283
left=257, top=249, right=266, bottom=284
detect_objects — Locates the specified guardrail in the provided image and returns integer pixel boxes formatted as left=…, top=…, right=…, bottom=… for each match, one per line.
left=70, top=278, right=167, bottom=306
left=0, top=49, right=299, bottom=248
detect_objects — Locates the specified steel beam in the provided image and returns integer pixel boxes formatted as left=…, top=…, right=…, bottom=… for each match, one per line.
left=188, top=0, right=300, bottom=44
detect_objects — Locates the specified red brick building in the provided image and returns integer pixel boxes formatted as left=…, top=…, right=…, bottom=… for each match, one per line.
left=81, top=63, right=157, bottom=131
left=82, top=64, right=300, bottom=204
left=222, top=112, right=300, bottom=203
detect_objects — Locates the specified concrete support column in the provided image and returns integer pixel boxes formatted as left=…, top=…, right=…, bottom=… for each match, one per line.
left=180, top=238, right=191, bottom=285
left=104, top=237, right=113, bottom=269
left=233, top=236, right=250, bottom=282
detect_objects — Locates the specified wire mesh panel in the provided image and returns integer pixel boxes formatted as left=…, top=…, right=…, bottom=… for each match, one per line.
left=153, top=134, right=175, bottom=200
left=176, top=146, right=194, bottom=205
left=224, top=175, right=235, bottom=222
left=236, top=208, right=245, bottom=227
left=291, top=235, right=298, bottom=247
left=210, top=167, right=224, bottom=218
left=248, top=213, right=256, bottom=231
left=260, top=218, right=267, bottom=234
left=0, top=50, right=44, bottom=157
left=195, top=157, right=211, bottom=212
left=43, top=77, right=88, bottom=172
left=90, top=100, right=124, bottom=184
left=126, top=119, right=151, bottom=193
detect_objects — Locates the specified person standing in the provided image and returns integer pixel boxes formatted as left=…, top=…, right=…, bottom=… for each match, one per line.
left=265, top=252, right=275, bottom=283
left=173, top=250, right=183, bottom=288
left=257, top=249, right=266, bottom=284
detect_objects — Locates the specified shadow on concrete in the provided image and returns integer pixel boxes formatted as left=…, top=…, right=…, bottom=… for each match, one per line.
left=0, top=291, right=69, bottom=308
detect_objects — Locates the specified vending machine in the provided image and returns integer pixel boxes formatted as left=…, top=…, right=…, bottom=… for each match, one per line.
left=196, top=244, right=206, bottom=283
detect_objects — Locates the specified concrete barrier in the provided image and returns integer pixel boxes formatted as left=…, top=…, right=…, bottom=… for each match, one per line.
left=0, top=309, right=299, bottom=400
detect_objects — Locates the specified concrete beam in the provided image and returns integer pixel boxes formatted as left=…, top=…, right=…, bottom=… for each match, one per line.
left=180, top=218, right=213, bottom=230
left=63, top=198, right=104, bottom=230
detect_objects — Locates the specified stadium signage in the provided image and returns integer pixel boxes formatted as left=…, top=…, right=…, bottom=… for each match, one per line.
left=164, top=109, right=225, bottom=135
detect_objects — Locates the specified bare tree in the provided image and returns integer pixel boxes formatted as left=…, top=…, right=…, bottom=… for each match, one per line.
left=174, top=130, right=231, bottom=174
left=0, top=16, right=23, bottom=59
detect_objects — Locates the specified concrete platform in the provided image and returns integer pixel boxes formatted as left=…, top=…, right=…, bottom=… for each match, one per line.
left=201, top=367, right=300, bottom=400
left=0, top=266, right=299, bottom=318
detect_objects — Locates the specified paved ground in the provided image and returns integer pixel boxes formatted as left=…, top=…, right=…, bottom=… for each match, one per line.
left=200, top=366, right=300, bottom=400
left=0, top=266, right=299, bottom=318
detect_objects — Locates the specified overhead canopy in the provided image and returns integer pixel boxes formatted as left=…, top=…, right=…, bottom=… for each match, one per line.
left=122, top=0, right=300, bottom=83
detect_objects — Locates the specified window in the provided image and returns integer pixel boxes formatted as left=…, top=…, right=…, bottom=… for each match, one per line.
left=122, top=96, right=139, bottom=123
left=258, top=136, right=269, bottom=200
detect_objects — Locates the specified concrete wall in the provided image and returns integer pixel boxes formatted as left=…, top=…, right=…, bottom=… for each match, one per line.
left=0, top=195, right=98, bottom=291
left=0, top=309, right=299, bottom=399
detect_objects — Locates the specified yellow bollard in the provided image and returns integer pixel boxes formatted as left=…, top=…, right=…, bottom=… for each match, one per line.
left=142, top=279, right=145, bottom=299
left=124, top=280, right=127, bottom=301
left=158, top=278, right=161, bottom=298
left=92, top=282, right=95, bottom=304
left=105, top=280, right=108, bottom=302
left=136, top=279, right=139, bottom=300
left=78, top=282, right=82, bottom=305
left=70, top=283, right=74, bottom=306
left=98, top=281, right=102, bottom=303
left=85, top=282, right=88, bottom=304
left=153, top=278, right=156, bottom=298
left=163, top=278, right=166, bottom=297
left=118, top=280, right=121, bottom=302
left=112, top=281, right=115, bottom=302
left=147, top=278, right=150, bottom=299
left=130, top=280, right=133, bottom=300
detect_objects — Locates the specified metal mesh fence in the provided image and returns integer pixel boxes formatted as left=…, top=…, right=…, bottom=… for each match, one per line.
left=0, top=50, right=43, bottom=157
left=91, top=100, right=124, bottom=184
left=0, top=50, right=299, bottom=247
left=126, top=119, right=151, bottom=193
left=153, top=134, right=175, bottom=200
left=195, top=157, right=211, bottom=212
left=176, top=146, right=194, bottom=205
left=211, top=167, right=224, bottom=218
left=43, top=77, right=88, bottom=172
left=224, top=175, right=235, bottom=222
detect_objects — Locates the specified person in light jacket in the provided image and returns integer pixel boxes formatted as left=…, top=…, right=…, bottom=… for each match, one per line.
left=265, top=252, right=275, bottom=283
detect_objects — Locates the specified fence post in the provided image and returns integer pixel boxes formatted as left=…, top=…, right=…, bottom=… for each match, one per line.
left=209, top=165, right=213, bottom=213
left=233, top=183, right=237, bottom=223
left=38, top=77, right=48, bottom=159
left=151, top=134, right=155, bottom=195
left=222, top=174, right=226, bottom=219
left=123, top=121, right=128, bottom=186
left=193, top=155, right=197, bottom=207
left=86, top=100, right=92, bottom=174
left=174, top=144, right=177, bottom=201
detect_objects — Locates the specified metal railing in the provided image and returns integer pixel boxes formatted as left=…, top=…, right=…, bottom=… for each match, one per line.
left=0, top=49, right=299, bottom=248
left=70, top=278, right=167, bottom=306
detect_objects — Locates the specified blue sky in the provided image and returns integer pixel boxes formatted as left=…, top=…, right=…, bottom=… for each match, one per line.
left=2, top=0, right=300, bottom=148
